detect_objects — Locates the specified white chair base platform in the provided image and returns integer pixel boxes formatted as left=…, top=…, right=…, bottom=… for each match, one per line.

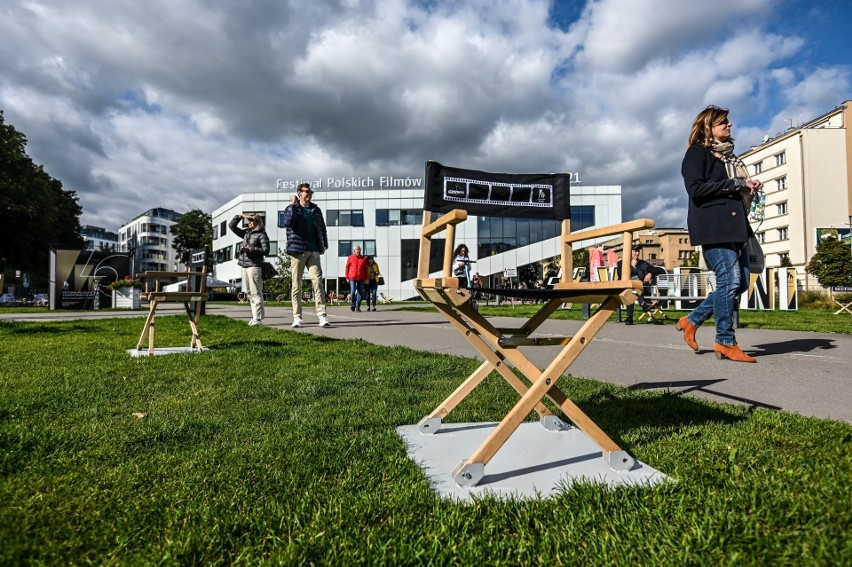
left=127, top=346, right=204, bottom=357
left=397, top=421, right=669, bottom=502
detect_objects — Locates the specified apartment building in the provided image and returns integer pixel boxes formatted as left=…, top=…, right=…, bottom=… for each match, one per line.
left=118, top=208, right=184, bottom=277
left=738, top=100, right=852, bottom=289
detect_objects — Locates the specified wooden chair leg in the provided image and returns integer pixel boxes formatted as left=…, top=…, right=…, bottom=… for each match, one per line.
left=183, top=302, right=204, bottom=350
left=137, top=300, right=158, bottom=352
left=453, top=298, right=635, bottom=487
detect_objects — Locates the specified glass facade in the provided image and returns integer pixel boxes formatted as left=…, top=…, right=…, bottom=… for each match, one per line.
left=475, top=205, right=594, bottom=258
left=338, top=240, right=377, bottom=257
left=376, top=209, right=423, bottom=226
left=401, top=238, right=445, bottom=281
left=326, top=210, right=364, bottom=227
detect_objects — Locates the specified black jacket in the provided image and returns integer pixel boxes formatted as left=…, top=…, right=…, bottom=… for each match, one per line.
left=681, top=144, right=750, bottom=246
left=228, top=216, right=270, bottom=268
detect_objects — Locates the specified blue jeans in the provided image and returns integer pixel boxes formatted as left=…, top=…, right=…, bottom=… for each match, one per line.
left=687, top=244, right=750, bottom=346
left=365, top=281, right=378, bottom=307
left=349, top=280, right=365, bottom=309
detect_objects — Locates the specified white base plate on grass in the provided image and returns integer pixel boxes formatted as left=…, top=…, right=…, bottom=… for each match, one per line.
left=127, top=347, right=204, bottom=357
left=397, top=421, right=669, bottom=502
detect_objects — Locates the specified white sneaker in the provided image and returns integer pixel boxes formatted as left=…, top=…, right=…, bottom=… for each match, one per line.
left=319, top=316, right=331, bottom=328
left=248, top=319, right=262, bottom=326
left=291, top=318, right=302, bottom=328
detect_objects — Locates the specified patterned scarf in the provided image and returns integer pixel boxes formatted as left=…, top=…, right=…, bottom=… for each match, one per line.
left=710, top=139, right=748, bottom=179
left=710, top=138, right=764, bottom=222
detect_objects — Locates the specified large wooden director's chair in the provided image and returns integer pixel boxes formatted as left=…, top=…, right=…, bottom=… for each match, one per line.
left=135, top=248, right=209, bottom=355
left=415, top=162, right=655, bottom=487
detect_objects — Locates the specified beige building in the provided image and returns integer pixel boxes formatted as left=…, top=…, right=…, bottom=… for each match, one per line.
left=600, top=227, right=695, bottom=270
left=738, top=100, right=852, bottom=289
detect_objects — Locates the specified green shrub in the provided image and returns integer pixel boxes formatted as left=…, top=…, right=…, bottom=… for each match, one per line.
left=798, top=291, right=834, bottom=309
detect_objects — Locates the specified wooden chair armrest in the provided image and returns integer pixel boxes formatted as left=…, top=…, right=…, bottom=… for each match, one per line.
left=422, top=210, right=468, bottom=237
left=562, top=218, right=655, bottom=244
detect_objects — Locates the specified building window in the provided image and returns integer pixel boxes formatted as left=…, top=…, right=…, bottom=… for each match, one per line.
left=376, top=209, right=423, bottom=226
left=570, top=205, right=595, bottom=231
left=268, top=241, right=278, bottom=256
left=213, top=225, right=219, bottom=239
left=401, top=238, right=444, bottom=281
left=220, top=221, right=227, bottom=238
left=775, top=152, right=786, bottom=166
left=338, top=240, right=376, bottom=257
left=778, top=227, right=788, bottom=241
left=214, top=245, right=234, bottom=264
left=776, top=202, right=788, bottom=216
left=757, top=232, right=765, bottom=244
left=776, top=176, right=787, bottom=191
left=753, top=162, right=762, bottom=175
left=327, top=210, right=364, bottom=227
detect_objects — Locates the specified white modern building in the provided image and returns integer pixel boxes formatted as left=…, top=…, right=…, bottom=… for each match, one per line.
left=739, top=100, right=852, bottom=289
left=211, top=184, right=622, bottom=300
left=118, top=208, right=185, bottom=277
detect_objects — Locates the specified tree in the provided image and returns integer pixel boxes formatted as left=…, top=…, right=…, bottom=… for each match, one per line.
left=263, top=251, right=293, bottom=300
left=517, top=263, right=538, bottom=286
left=0, top=111, right=84, bottom=291
left=806, top=237, right=852, bottom=292
left=682, top=250, right=700, bottom=268
left=170, top=209, right=213, bottom=268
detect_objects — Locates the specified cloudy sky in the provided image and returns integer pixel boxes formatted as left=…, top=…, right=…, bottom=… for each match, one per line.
left=2, top=0, right=850, bottom=230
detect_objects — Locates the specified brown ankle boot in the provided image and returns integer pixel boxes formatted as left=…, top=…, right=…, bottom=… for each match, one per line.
left=676, top=316, right=699, bottom=352
left=713, top=343, right=756, bottom=363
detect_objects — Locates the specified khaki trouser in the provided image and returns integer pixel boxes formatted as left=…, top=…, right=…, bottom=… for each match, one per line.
left=290, top=251, right=327, bottom=319
left=242, top=266, right=264, bottom=321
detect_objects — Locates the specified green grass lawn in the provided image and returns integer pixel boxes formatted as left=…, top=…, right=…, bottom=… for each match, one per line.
left=1, top=316, right=850, bottom=565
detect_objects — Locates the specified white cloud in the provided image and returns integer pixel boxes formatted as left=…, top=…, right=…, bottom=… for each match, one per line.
left=0, top=0, right=847, bottom=235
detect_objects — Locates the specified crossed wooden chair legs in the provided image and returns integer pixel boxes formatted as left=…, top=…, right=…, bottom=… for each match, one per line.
left=136, top=299, right=204, bottom=355
left=417, top=287, right=636, bottom=487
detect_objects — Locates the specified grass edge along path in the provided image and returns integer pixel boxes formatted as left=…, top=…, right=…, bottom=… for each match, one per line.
left=0, top=316, right=850, bottom=565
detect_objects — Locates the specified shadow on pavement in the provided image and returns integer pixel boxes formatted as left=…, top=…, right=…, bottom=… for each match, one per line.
left=629, top=378, right=782, bottom=411
left=749, top=337, right=836, bottom=355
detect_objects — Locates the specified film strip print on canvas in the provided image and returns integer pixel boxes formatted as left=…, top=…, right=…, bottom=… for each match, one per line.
left=443, top=176, right=554, bottom=209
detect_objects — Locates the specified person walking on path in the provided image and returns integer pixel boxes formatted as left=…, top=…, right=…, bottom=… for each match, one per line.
left=281, top=183, right=331, bottom=328
left=364, top=256, right=381, bottom=311
left=453, top=244, right=473, bottom=288
left=228, top=213, right=270, bottom=326
left=345, top=246, right=369, bottom=312
left=679, top=104, right=763, bottom=362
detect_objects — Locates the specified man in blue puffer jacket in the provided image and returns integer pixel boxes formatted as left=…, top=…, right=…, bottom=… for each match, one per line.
left=280, top=183, right=330, bottom=328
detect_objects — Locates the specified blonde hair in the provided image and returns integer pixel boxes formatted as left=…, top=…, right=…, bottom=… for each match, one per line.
left=688, top=105, right=729, bottom=147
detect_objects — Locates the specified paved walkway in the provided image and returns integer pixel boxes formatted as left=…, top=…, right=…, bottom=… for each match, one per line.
left=3, top=304, right=850, bottom=422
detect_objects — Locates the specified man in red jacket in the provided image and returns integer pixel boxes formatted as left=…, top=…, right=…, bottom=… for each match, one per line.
left=345, top=245, right=369, bottom=312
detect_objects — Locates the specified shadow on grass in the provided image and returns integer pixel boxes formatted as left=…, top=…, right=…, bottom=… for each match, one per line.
left=573, top=387, right=748, bottom=446
left=0, top=322, right=100, bottom=335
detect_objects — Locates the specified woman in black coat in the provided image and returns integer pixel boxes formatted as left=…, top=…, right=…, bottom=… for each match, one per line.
left=678, top=105, right=763, bottom=362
